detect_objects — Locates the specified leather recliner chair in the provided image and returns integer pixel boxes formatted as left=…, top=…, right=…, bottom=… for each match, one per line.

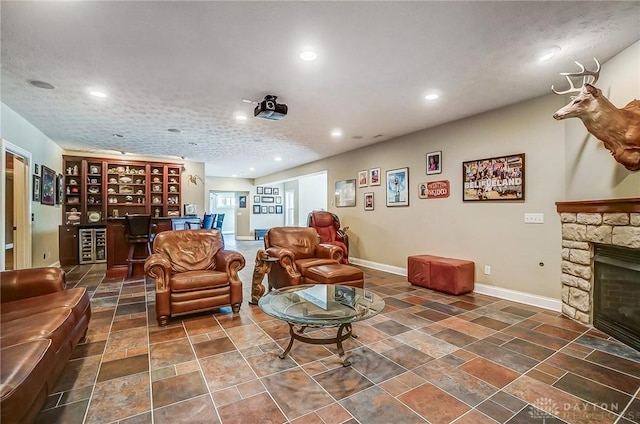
left=144, top=229, right=245, bottom=326
left=264, top=227, right=343, bottom=290
left=307, top=210, right=349, bottom=264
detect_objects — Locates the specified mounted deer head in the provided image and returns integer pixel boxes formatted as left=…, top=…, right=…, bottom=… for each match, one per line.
left=552, top=58, right=640, bottom=172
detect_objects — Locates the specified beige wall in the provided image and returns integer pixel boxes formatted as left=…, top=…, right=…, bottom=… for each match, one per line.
left=2, top=103, right=64, bottom=268
left=564, top=41, right=640, bottom=199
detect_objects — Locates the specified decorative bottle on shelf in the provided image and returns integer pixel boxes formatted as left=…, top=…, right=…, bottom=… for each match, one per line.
left=154, top=208, right=160, bottom=217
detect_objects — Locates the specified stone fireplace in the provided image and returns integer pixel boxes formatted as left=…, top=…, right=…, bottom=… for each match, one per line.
left=556, top=198, right=640, bottom=345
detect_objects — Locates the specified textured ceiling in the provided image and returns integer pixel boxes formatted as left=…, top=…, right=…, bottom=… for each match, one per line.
left=1, top=1, right=639, bottom=178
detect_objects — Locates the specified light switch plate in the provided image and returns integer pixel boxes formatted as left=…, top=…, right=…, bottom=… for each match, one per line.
left=524, top=213, right=544, bottom=224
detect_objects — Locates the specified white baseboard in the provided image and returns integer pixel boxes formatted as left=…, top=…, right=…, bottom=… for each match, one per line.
left=50, top=261, right=61, bottom=268
left=350, top=257, right=561, bottom=312
left=235, top=236, right=256, bottom=241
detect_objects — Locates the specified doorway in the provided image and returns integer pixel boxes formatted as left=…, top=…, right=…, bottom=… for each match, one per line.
left=1, top=141, right=32, bottom=270
left=209, top=192, right=236, bottom=234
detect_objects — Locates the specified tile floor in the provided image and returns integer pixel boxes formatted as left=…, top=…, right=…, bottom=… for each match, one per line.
left=38, top=239, right=640, bottom=424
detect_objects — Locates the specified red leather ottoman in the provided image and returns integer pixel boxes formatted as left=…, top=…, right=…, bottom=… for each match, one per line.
left=408, top=255, right=474, bottom=295
left=304, top=264, right=364, bottom=288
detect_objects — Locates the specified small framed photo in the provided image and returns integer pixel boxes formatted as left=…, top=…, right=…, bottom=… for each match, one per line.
left=56, top=173, right=64, bottom=204
left=261, top=206, right=268, bottom=214
left=358, top=170, right=368, bottom=187
left=32, top=175, right=41, bottom=201
left=253, top=205, right=261, bottom=214
left=253, top=195, right=260, bottom=203
left=276, top=205, right=283, bottom=214
left=239, top=195, right=247, bottom=208
left=364, top=192, right=374, bottom=211
left=256, top=186, right=263, bottom=194
left=273, top=188, right=279, bottom=195
left=426, top=151, right=442, bottom=175
left=34, top=163, right=39, bottom=175
left=268, top=206, right=275, bottom=214
left=276, top=196, right=282, bottom=204
left=261, top=196, right=274, bottom=203
left=369, top=168, right=381, bottom=186
left=264, top=187, right=273, bottom=195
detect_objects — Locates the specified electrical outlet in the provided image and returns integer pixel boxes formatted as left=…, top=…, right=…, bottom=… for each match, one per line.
left=484, top=265, right=491, bottom=275
left=524, top=213, right=544, bottom=224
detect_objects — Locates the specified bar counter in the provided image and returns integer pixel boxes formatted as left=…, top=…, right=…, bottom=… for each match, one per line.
left=106, top=216, right=200, bottom=277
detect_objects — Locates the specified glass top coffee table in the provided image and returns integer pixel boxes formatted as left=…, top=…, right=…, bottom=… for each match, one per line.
left=258, top=284, right=385, bottom=366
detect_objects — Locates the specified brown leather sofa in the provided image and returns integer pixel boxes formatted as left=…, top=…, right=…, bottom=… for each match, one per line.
left=264, top=227, right=363, bottom=289
left=1, top=267, right=91, bottom=424
left=145, top=229, right=245, bottom=326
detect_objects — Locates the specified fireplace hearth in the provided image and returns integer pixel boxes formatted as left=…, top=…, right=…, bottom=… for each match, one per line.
left=593, top=244, right=640, bottom=351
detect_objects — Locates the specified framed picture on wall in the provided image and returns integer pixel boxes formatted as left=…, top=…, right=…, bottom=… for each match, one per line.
left=239, top=196, right=247, bottom=208
left=261, top=196, right=274, bottom=203
left=364, top=192, right=374, bottom=211
left=56, top=174, right=64, bottom=204
left=426, top=151, right=442, bottom=175
left=276, top=205, right=283, bottom=214
left=275, top=196, right=282, bottom=204
left=358, top=170, right=368, bottom=187
left=40, top=165, right=56, bottom=206
left=264, top=187, right=273, bottom=195
left=370, top=168, right=381, bottom=186
left=335, top=179, right=356, bottom=207
left=386, top=167, right=409, bottom=207
left=32, top=175, right=41, bottom=201
left=261, top=206, right=268, bottom=214
left=462, top=153, right=525, bottom=201
left=268, top=206, right=275, bottom=214
left=253, top=195, right=260, bottom=203
left=256, top=187, right=263, bottom=194
left=273, top=188, right=280, bottom=195
left=253, top=205, right=261, bottom=214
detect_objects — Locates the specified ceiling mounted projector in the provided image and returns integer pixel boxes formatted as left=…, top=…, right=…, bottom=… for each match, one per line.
left=254, top=95, right=288, bottom=120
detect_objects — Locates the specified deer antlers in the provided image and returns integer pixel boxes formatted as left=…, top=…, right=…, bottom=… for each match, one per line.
left=551, top=58, right=601, bottom=95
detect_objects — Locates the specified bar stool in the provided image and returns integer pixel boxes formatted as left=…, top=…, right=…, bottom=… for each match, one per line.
left=125, top=214, right=153, bottom=278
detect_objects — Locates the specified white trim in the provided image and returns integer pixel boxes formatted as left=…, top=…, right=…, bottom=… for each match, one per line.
left=235, top=236, right=255, bottom=241
left=349, top=257, right=407, bottom=276
left=350, top=257, right=561, bottom=312
left=473, top=283, right=561, bottom=312
left=49, top=260, right=61, bottom=268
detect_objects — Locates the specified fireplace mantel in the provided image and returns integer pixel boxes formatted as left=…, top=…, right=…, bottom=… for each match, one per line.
left=556, top=198, right=640, bottom=213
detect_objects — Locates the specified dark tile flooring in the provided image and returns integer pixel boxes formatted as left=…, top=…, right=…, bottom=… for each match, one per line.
left=39, top=239, right=640, bottom=424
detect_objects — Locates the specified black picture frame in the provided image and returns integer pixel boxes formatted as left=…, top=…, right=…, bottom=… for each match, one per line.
left=462, top=153, right=525, bottom=201
left=32, top=175, right=41, bottom=201
left=261, top=206, right=268, bottom=214
left=268, top=206, right=275, bottom=214
left=40, top=165, right=56, bottom=206
left=264, top=187, right=273, bottom=195
left=273, top=188, right=280, bottom=195
left=256, top=186, right=263, bottom=194
left=276, top=196, right=282, bottom=204
left=56, top=173, right=64, bottom=204
left=253, top=195, right=260, bottom=203
left=239, top=195, right=247, bottom=208
left=253, top=205, right=261, bottom=214
left=34, top=163, right=39, bottom=175
left=261, top=196, right=274, bottom=203
left=276, top=205, right=283, bottom=214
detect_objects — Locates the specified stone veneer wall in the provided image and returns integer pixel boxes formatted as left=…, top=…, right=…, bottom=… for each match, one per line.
left=559, top=211, right=640, bottom=323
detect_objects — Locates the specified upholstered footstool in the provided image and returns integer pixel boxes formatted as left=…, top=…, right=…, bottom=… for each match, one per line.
left=408, top=255, right=475, bottom=295
left=305, top=264, right=364, bottom=288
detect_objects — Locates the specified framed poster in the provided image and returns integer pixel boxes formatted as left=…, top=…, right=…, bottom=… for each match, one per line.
left=239, top=196, right=247, bottom=208
left=276, top=205, right=283, bottom=214
left=273, top=188, right=280, bottom=195
left=462, top=153, right=525, bottom=201
left=256, top=186, right=263, bottom=194
left=335, top=179, right=356, bottom=207
left=253, top=205, right=261, bottom=214
left=386, top=167, right=409, bottom=207
left=358, top=170, right=368, bottom=187
left=40, top=165, right=56, bottom=206
left=364, top=192, right=374, bottom=211
left=261, top=196, right=274, bottom=203
left=261, top=206, right=268, bottom=214
left=254, top=195, right=260, bottom=203
left=268, top=206, right=275, bottom=214
left=32, top=175, right=41, bottom=201
left=264, top=187, right=273, bottom=195
left=426, top=151, right=442, bottom=175
left=56, top=174, right=64, bottom=204
left=276, top=196, right=282, bottom=204
left=369, top=168, right=381, bottom=186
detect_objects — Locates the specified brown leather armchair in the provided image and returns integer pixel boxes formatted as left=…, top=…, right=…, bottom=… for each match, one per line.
left=264, top=227, right=343, bottom=289
left=145, top=229, right=245, bottom=326
left=307, top=210, right=349, bottom=264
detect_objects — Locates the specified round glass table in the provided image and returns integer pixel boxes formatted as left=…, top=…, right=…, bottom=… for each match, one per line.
left=258, top=284, right=385, bottom=366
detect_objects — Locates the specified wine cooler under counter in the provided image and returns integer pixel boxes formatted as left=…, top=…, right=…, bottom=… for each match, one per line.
left=79, top=227, right=107, bottom=264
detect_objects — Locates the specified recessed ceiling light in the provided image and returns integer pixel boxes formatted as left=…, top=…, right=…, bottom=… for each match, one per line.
left=29, top=80, right=55, bottom=89
left=539, top=46, right=561, bottom=62
left=235, top=114, right=247, bottom=121
left=231, top=174, right=237, bottom=178
left=425, top=93, right=440, bottom=101
left=331, top=129, right=342, bottom=137
left=300, top=50, right=318, bottom=61
left=274, top=157, right=282, bottom=161
left=249, top=167, right=255, bottom=171
left=167, top=128, right=182, bottom=133
left=89, top=90, right=107, bottom=98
